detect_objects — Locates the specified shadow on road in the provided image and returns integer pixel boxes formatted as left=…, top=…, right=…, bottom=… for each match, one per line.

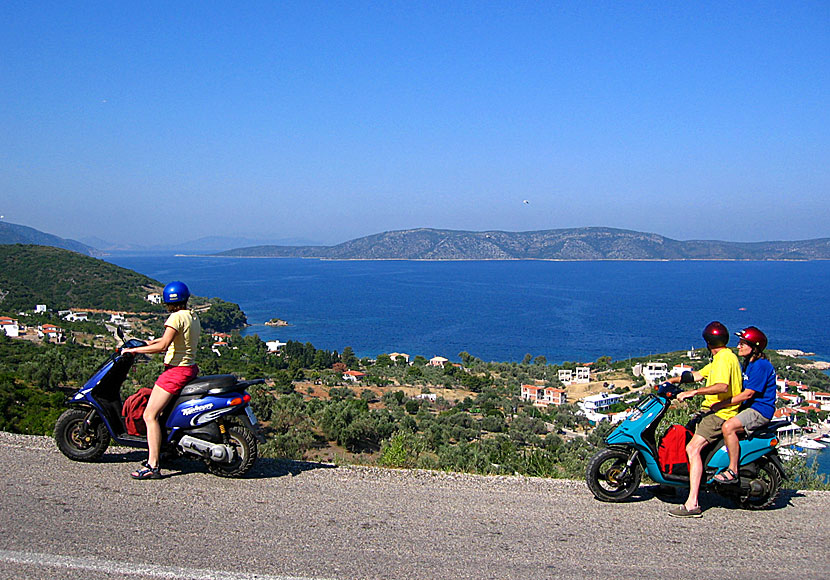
left=100, top=448, right=337, bottom=480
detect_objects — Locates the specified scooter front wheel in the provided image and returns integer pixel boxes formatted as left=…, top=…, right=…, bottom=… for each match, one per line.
left=586, top=447, right=642, bottom=502
left=54, top=408, right=110, bottom=462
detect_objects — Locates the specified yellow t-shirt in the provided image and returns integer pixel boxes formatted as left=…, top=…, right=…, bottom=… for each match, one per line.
left=698, top=347, right=743, bottom=420
left=163, top=309, right=201, bottom=366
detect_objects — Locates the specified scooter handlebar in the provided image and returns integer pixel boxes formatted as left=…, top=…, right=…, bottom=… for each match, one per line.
left=656, top=381, right=683, bottom=399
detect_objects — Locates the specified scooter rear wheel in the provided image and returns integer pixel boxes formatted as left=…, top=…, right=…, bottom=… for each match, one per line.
left=205, top=424, right=257, bottom=478
left=586, top=447, right=642, bottom=502
left=736, top=458, right=781, bottom=510
left=54, top=408, right=110, bottom=462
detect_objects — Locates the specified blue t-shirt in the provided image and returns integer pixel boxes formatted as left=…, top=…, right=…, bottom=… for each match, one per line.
left=742, top=358, right=777, bottom=419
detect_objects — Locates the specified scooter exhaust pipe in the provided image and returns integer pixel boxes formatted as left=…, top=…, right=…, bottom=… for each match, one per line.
left=178, top=435, right=234, bottom=463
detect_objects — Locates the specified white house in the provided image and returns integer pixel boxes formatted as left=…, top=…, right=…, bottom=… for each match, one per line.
left=670, top=364, right=693, bottom=378
left=389, top=352, right=410, bottom=364
left=265, top=340, right=287, bottom=353
left=428, top=356, right=449, bottom=367
left=64, top=311, right=89, bottom=322
left=579, top=392, right=622, bottom=413
left=415, top=393, right=437, bottom=402
left=343, top=370, right=366, bottom=382
left=0, top=317, right=20, bottom=338
left=146, top=293, right=162, bottom=304
left=558, top=367, right=590, bottom=385
left=38, top=324, right=64, bottom=343
left=640, top=362, right=669, bottom=386
left=35, top=304, right=47, bottom=313
left=109, top=313, right=128, bottom=326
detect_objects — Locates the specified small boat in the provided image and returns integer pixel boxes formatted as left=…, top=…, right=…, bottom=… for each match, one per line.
left=779, top=447, right=806, bottom=459
left=795, top=436, right=826, bottom=450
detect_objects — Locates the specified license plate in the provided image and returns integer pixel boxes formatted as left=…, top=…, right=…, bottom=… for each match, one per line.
left=244, top=406, right=258, bottom=425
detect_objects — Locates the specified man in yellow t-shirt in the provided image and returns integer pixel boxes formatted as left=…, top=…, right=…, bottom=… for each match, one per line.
left=665, top=321, right=742, bottom=518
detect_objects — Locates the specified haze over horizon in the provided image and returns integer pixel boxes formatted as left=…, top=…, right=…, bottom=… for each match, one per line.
left=2, top=3, right=827, bottom=246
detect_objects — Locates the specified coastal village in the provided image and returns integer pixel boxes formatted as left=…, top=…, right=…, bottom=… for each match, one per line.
left=3, top=297, right=830, bottom=459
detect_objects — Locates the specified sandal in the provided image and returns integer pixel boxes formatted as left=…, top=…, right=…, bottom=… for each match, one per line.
left=131, top=465, right=162, bottom=480
left=713, top=468, right=738, bottom=484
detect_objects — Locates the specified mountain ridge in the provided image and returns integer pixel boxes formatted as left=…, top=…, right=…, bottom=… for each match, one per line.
left=214, top=227, right=830, bottom=261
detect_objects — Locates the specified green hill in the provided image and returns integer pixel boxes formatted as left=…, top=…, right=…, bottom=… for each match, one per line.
left=0, top=245, right=162, bottom=312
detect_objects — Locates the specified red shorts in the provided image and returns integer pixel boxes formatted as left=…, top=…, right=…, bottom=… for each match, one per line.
left=155, top=364, right=199, bottom=395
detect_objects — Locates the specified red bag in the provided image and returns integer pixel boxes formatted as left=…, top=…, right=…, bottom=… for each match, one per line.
left=658, top=424, right=691, bottom=475
left=122, top=388, right=153, bottom=436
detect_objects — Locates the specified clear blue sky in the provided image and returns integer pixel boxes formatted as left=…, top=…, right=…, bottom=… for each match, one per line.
left=2, top=2, right=828, bottom=245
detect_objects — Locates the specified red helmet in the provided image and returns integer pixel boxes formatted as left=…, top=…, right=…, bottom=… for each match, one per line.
left=702, top=321, right=729, bottom=348
left=736, top=326, right=767, bottom=352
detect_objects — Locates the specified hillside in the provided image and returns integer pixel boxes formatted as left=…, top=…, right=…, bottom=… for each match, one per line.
left=0, top=245, right=162, bottom=312
left=0, top=221, right=96, bottom=255
left=215, top=227, right=830, bottom=260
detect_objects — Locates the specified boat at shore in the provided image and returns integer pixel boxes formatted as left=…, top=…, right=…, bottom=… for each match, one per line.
left=796, top=436, right=827, bottom=450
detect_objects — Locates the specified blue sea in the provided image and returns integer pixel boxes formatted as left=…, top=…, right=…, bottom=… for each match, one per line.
left=105, top=256, right=830, bottom=476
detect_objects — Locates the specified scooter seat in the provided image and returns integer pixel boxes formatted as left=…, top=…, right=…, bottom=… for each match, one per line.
left=180, top=374, right=239, bottom=396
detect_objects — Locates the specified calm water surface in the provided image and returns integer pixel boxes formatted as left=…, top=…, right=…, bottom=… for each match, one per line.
left=106, top=257, right=830, bottom=363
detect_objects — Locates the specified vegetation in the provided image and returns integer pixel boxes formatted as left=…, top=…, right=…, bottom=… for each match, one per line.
left=0, top=245, right=161, bottom=312
left=216, top=227, right=830, bottom=260
left=1, top=246, right=828, bottom=488
left=3, top=321, right=829, bottom=489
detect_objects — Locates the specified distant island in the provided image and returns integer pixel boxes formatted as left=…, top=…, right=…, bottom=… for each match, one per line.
left=213, top=227, right=830, bottom=261
left=265, top=318, right=289, bottom=327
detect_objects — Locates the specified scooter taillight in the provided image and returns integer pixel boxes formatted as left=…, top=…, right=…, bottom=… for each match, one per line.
left=229, top=397, right=243, bottom=406
left=243, top=394, right=251, bottom=402
left=770, top=438, right=778, bottom=447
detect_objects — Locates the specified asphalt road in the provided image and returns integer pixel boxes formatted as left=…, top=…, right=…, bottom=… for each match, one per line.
left=1, top=432, right=827, bottom=580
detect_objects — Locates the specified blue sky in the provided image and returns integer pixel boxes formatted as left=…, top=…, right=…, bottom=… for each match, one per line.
left=2, top=2, right=828, bottom=246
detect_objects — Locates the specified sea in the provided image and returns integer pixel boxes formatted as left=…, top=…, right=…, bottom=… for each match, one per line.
left=104, top=256, right=830, bottom=476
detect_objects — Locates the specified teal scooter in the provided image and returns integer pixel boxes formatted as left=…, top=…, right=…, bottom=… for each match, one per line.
left=585, top=382, right=786, bottom=509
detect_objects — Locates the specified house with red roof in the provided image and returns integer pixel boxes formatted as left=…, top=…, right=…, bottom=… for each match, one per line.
left=521, top=384, right=568, bottom=407
left=343, top=370, right=366, bottom=383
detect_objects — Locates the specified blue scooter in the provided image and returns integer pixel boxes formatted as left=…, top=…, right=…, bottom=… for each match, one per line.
left=585, top=382, right=787, bottom=509
left=54, top=337, right=264, bottom=478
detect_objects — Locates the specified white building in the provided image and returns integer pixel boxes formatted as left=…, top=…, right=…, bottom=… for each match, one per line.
left=64, top=311, right=89, bottom=322
left=35, top=304, right=47, bottom=313
left=636, top=362, right=668, bottom=386
left=579, top=392, right=622, bottom=413
left=265, top=340, right=287, bottom=353
left=428, top=356, right=449, bottom=367
left=670, top=364, right=693, bottom=378
left=109, top=313, right=129, bottom=326
left=0, top=317, right=20, bottom=337
left=558, top=366, right=590, bottom=385
left=521, top=384, right=568, bottom=407
left=147, top=293, right=162, bottom=304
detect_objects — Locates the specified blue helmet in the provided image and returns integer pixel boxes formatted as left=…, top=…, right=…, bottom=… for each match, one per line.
left=162, top=281, right=190, bottom=305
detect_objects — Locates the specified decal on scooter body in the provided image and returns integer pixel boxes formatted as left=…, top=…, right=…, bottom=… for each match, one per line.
left=167, top=393, right=248, bottom=430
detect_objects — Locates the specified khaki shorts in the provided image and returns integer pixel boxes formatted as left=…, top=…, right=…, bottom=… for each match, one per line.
left=694, top=412, right=726, bottom=443
left=735, top=408, right=770, bottom=437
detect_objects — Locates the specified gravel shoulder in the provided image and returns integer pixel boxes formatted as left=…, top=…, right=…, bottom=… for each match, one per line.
left=1, top=432, right=828, bottom=580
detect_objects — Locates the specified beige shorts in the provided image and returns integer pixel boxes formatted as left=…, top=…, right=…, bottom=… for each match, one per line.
left=735, top=408, right=770, bottom=437
left=694, top=413, right=726, bottom=443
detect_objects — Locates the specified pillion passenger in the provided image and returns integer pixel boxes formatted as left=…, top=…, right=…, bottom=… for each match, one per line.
left=712, top=326, right=777, bottom=484
left=663, top=321, right=742, bottom=518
